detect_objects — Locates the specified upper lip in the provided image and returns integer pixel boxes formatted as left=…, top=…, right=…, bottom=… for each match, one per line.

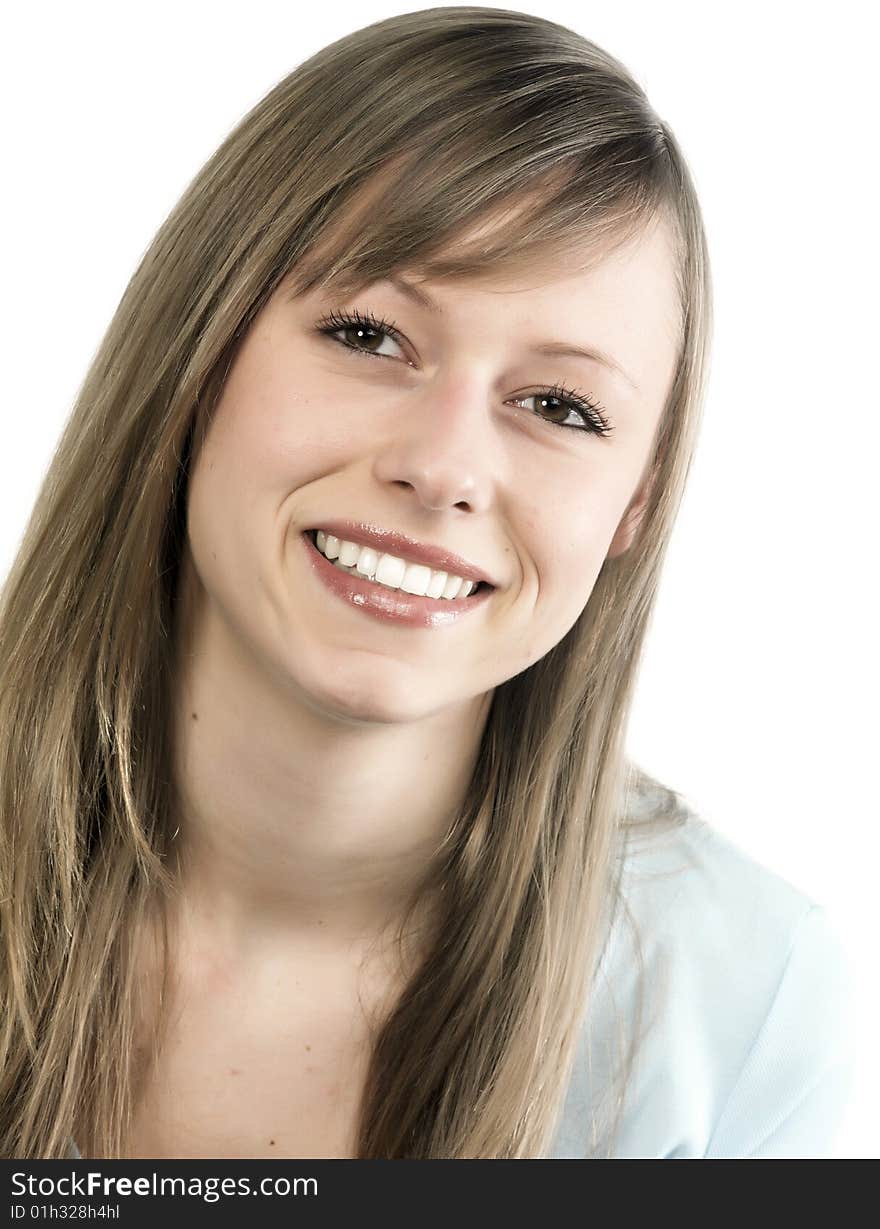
left=305, top=520, right=497, bottom=587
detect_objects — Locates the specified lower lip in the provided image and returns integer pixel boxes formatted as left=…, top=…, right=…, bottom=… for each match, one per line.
left=299, top=531, right=495, bottom=628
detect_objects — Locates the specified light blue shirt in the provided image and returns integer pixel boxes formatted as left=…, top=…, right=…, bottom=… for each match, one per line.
left=66, top=778, right=855, bottom=1160
left=548, top=785, right=856, bottom=1158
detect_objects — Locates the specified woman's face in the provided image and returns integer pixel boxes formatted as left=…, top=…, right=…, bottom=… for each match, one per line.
left=182, top=217, right=681, bottom=724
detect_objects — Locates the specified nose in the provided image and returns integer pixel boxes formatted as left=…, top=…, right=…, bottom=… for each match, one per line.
left=372, top=369, right=499, bottom=514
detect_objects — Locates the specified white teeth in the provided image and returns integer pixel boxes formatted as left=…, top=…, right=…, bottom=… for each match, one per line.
left=426, top=570, right=448, bottom=599
left=375, top=552, right=406, bottom=588
left=441, top=573, right=465, bottom=599
left=313, top=530, right=479, bottom=599
left=399, top=562, right=435, bottom=596
left=355, top=547, right=380, bottom=579
left=336, top=539, right=360, bottom=567
left=317, top=533, right=339, bottom=562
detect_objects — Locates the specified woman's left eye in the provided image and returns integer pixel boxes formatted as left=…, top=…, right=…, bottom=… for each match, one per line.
left=313, top=307, right=614, bottom=438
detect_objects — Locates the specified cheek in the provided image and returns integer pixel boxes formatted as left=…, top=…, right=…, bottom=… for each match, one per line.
left=541, top=533, right=607, bottom=603
left=521, top=474, right=635, bottom=623
left=208, top=375, right=337, bottom=497
left=207, top=322, right=333, bottom=474
left=532, top=481, right=627, bottom=571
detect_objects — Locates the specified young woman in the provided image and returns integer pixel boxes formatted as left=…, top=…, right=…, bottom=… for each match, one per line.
left=0, top=7, right=853, bottom=1159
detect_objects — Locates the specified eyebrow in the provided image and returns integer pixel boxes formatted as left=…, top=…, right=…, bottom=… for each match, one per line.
left=387, top=273, right=640, bottom=394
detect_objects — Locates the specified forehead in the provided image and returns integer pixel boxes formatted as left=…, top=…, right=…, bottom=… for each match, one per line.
left=412, top=216, right=679, bottom=316
left=315, top=197, right=681, bottom=328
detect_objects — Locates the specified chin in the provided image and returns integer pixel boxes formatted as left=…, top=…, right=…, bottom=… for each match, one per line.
left=290, top=656, right=434, bottom=727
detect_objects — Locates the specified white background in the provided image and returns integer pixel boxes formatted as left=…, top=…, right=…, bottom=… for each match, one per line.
left=2, top=1, right=876, bottom=1157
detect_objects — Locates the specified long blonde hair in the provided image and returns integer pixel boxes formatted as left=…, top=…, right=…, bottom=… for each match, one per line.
left=0, top=6, right=712, bottom=1158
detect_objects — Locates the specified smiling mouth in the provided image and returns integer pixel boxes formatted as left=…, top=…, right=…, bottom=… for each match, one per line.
left=304, top=529, right=493, bottom=598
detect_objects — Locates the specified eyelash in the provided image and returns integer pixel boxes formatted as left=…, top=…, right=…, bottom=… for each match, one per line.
left=313, top=307, right=614, bottom=438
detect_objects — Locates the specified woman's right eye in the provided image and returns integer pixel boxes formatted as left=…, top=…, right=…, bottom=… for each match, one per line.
left=314, top=308, right=409, bottom=362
